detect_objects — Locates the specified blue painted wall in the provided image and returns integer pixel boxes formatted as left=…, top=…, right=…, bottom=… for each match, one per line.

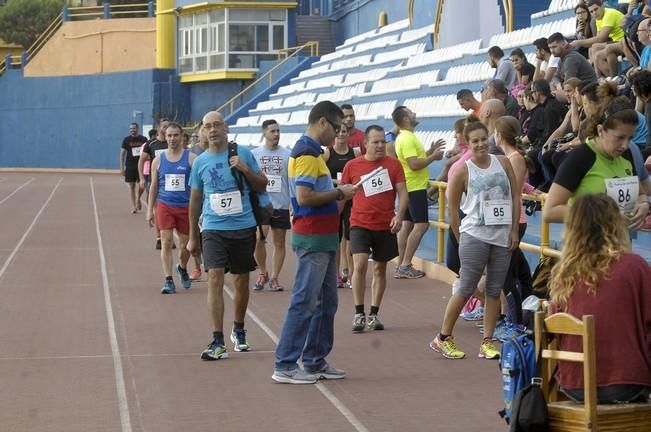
left=0, top=68, right=177, bottom=169
left=188, top=80, right=249, bottom=121
left=329, top=0, right=438, bottom=46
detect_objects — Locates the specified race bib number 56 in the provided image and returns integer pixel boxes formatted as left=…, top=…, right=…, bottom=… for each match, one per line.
left=210, top=191, right=243, bottom=216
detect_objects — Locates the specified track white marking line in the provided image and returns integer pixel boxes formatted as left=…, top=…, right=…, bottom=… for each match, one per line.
left=0, top=351, right=277, bottom=361
left=0, top=178, right=60, bottom=282
left=90, top=177, right=133, bottom=432
left=0, top=177, right=35, bottom=205
left=224, top=285, right=370, bottom=432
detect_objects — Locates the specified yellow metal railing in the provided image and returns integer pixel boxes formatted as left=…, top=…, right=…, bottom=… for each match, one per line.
left=429, top=180, right=562, bottom=263
left=217, top=41, right=320, bottom=117
left=26, top=12, right=63, bottom=63
left=0, top=55, right=23, bottom=75
left=433, top=0, right=445, bottom=48
left=502, top=0, right=514, bottom=33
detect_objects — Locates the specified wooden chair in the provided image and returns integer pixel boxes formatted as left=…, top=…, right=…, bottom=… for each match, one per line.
left=534, top=311, right=651, bottom=431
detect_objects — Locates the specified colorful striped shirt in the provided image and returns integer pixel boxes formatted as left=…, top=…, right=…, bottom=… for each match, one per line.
left=289, top=135, right=340, bottom=252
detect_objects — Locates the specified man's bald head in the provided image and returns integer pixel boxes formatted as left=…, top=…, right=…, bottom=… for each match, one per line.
left=479, top=99, right=506, bottom=131
left=202, top=111, right=227, bottom=148
left=639, top=19, right=651, bottom=46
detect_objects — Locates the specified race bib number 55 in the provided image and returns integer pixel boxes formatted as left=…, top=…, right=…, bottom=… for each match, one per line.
left=164, top=174, right=185, bottom=192
left=210, top=191, right=243, bottom=216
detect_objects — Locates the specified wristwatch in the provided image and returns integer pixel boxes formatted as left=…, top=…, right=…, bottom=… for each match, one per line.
left=335, top=188, right=344, bottom=201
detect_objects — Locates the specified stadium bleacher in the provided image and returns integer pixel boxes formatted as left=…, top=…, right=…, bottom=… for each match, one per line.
left=228, top=7, right=576, bottom=149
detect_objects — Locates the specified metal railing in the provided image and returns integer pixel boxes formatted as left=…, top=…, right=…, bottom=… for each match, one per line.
left=216, top=41, right=320, bottom=117
left=66, top=3, right=151, bottom=21
left=0, top=3, right=152, bottom=76
left=25, top=12, right=63, bottom=64
left=428, top=180, right=562, bottom=263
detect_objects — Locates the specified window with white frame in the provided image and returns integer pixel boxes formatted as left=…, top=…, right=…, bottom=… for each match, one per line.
left=178, top=8, right=288, bottom=75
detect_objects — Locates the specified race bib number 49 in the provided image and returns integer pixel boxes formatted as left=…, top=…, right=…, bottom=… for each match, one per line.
left=267, top=174, right=282, bottom=193
left=362, top=168, right=393, bottom=197
left=605, top=176, right=638, bottom=213
left=483, top=199, right=512, bottom=226
left=164, top=174, right=185, bottom=192
left=210, top=191, right=243, bottom=216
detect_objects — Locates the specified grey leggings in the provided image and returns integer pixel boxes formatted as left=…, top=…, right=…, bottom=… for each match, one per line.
left=455, top=233, right=511, bottom=299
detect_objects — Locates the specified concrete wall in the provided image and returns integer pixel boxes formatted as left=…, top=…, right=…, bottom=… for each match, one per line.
left=24, top=18, right=156, bottom=77
left=0, top=68, right=177, bottom=169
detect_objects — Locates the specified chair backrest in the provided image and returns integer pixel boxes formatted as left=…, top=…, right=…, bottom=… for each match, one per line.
left=534, top=311, right=598, bottom=429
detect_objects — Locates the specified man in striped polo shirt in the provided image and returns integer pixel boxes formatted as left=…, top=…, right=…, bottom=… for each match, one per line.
left=272, top=101, right=357, bottom=385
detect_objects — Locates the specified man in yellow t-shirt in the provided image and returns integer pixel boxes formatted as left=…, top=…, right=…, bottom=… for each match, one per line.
left=392, top=106, right=444, bottom=279
left=571, top=0, right=626, bottom=78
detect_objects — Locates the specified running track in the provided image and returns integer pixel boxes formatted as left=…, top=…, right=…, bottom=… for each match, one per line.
left=0, top=173, right=507, bottom=432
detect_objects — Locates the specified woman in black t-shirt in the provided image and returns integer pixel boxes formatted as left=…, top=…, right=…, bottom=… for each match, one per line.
left=510, top=48, right=535, bottom=86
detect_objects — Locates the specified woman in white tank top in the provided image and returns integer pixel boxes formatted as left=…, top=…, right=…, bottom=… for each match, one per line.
left=429, top=121, right=520, bottom=360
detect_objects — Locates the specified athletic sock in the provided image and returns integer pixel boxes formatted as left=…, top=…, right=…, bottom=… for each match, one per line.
left=165, top=276, right=173, bottom=282
left=355, top=304, right=365, bottom=315
left=370, top=305, right=379, bottom=316
left=212, top=331, right=224, bottom=344
left=233, top=321, right=245, bottom=330
left=439, top=333, right=450, bottom=341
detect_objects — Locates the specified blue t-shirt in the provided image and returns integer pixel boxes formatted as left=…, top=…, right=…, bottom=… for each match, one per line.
left=633, top=111, right=648, bottom=149
left=189, top=146, right=261, bottom=231
left=640, top=45, right=651, bottom=69
left=252, top=145, right=291, bottom=210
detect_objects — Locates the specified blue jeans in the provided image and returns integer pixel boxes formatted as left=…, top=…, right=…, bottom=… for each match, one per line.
left=275, top=248, right=338, bottom=372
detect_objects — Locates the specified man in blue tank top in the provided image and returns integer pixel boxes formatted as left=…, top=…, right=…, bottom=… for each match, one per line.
left=146, top=122, right=196, bottom=294
left=188, top=111, right=268, bottom=361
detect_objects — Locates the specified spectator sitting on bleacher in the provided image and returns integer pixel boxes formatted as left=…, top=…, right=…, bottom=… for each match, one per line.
left=522, top=80, right=567, bottom=189
left=594, top=1, right=651, bottom=79
left=479, top=98, right=506, bottom=155
left=548, top=32, right=599, bottom=85
left=574, top=2, right=597, bottom=59
left=543, top=92, right=650, bottom=230
left=533, top=37, right=560, bottom=84
left=339, top=104, right=366, bottom=154
left=571, top=0, right=626, bottom=78
left=510, top=48, right=535, bottom=86
left=487, top=45, right=517, bottom=90
left=512, top=84, right=528, bottom=122
left=482, top=79, right=519, bottom=118
left=626, top=18, right=651, bottom=83
left=457, top=89, right=482, bottom=116
left=630, top=69, right=651, bottom=157
left=520, top=88, right=546, bottom=188
left=540, top=78, right=584, bottom=181
left=549, top=194, right=651, bottom=404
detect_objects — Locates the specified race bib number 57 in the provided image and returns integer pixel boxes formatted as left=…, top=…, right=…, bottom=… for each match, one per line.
left=210, top=191, right=243, bottom=216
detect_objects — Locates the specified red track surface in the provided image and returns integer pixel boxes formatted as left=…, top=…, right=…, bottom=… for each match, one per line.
left=0, top=173, right=507, bottom=432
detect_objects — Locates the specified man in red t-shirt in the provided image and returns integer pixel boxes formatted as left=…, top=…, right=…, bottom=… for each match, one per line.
left=340, top=104, right=366, bottom=154
left=340, top=125, right=408, bottom=332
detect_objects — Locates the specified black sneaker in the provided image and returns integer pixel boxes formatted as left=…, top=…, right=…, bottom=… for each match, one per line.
left=155, top=239, right=161, bottom=250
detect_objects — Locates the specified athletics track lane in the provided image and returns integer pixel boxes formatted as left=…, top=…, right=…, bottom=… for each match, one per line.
left=1, top=173, right=506, bottom=432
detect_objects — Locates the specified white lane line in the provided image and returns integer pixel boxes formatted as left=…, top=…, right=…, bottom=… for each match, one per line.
left=90, top=177, right=133, bottom=432
left=224, top=285, right=370, bottom=432
left=0, top=178, right=61, bottom=282
left=0, top=177, right=35, bottom=205
left=0, top=351, right=277, bottom=361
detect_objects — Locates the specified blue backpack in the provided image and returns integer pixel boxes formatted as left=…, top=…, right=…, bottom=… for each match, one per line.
left=499, top=333, right=537, bottom=424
